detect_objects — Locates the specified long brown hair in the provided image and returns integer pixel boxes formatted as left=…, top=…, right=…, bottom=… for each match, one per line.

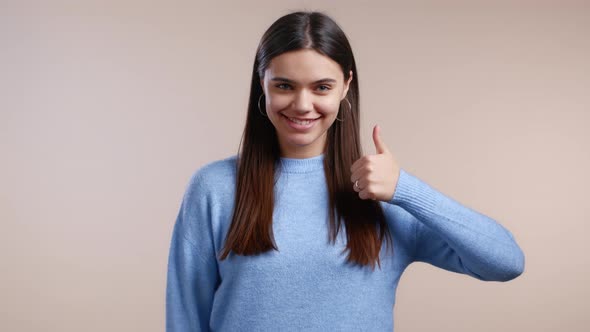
left=218, top=11, right=393, bottom=270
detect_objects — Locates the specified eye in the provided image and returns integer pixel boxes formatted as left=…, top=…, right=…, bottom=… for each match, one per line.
left=275, top=83, right=292, bottom=90
left=317, top=85, right=331, bottom=92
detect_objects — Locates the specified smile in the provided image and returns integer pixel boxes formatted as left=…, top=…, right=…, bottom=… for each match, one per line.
left=287, top=116, right=316, bottom=125
left=282, top=114, right=320, bottom=130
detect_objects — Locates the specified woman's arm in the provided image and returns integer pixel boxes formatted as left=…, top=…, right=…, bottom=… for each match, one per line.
left=166, top=172, right=219, bottom=331
left=389, top=168, right=525, bottom=282
left=351, top=125, right=524, bottom=281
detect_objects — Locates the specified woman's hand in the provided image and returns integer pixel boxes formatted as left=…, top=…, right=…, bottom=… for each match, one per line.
left=350, top=125, right=401, bottom=202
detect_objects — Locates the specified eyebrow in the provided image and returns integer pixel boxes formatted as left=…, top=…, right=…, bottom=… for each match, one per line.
left=270, top=77, right=337, bottom=84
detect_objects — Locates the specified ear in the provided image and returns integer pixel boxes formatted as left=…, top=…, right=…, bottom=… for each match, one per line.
left=260, top=77, right=264, bottom=91
left=342, top=70, right=353, bottom=99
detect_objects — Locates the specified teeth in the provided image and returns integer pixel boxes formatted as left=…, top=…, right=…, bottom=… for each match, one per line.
left=288, top=117, right=314, bottom=125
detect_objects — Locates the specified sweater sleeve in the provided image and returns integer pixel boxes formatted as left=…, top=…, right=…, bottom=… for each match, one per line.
left=166, top=171, right=220, bottom=332
left=388, top=168, right=525, bottom=282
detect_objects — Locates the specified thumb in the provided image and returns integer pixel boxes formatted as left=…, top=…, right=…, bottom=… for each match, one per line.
left=373, top=124, right=389, bottom=154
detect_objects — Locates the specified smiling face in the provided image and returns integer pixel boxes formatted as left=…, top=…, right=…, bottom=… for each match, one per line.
left=260, top=49, right=353, bottom=159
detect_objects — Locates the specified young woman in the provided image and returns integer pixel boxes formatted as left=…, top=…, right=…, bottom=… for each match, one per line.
left=166, top=11, right=525, bottom=332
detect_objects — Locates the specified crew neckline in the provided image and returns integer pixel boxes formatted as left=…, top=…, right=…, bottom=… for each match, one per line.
left=277, top=154, right=325, bottom=173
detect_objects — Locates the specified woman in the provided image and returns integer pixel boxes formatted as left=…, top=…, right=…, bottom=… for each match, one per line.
left=166, top=11, right=525, bottom=331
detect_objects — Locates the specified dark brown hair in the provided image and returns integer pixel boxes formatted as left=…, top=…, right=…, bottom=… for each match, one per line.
left=218, top=11, right=393, bottom=270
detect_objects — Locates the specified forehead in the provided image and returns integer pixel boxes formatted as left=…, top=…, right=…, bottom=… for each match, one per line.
left=266, top=49, right=343, bottom=83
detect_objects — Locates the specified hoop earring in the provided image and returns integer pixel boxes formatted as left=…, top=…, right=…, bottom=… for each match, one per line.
left=258, top=94, right=268, bottom=117
left=335, top=98, right=351, bottom=122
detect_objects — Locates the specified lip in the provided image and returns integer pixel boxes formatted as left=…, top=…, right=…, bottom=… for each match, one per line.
left=283, top=115, right=320, bottom=120
left=282, top=114, right=320, bottom=131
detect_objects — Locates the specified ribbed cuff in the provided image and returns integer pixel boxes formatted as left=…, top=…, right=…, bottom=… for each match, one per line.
left=388, top=169, right=438, bottom=215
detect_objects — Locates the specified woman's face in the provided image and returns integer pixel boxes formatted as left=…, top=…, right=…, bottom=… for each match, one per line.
left=260, top=49, right=353, bottom=159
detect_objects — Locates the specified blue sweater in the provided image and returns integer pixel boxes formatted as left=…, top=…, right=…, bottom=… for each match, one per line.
left=166, top=153, right=525, bottom=331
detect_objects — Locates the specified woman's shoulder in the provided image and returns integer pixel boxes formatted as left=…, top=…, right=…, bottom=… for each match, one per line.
left=194, top=154, right=238, bottom=178
left=185, top=154, right=238, bottom=195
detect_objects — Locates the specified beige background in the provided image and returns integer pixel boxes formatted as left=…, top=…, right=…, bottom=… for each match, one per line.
left=2, top=0, right=589, bottom=331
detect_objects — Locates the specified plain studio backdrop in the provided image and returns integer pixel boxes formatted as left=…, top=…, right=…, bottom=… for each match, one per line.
left=1, top=0, right=589, bottom=331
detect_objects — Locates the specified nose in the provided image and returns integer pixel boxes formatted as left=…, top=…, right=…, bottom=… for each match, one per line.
left=292, top=89, right=314, bottom=113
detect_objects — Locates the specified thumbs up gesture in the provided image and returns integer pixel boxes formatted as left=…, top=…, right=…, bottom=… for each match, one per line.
left=350, top=125, right=401, bottom=202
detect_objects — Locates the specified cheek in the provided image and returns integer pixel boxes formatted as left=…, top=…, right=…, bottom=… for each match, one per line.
left=267, top=95, right=290, bottom=111
left=314, top=98, right=341, bottom=116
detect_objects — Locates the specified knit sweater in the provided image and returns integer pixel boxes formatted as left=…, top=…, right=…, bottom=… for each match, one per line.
left=165, top=153, right=525, bottom=331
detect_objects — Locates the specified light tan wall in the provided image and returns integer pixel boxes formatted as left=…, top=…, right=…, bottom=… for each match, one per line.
left=2, top=0, right=589, bottom=331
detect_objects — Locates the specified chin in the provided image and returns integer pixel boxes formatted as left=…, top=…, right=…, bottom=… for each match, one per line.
left=289, top=139, right=316, bottom=147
